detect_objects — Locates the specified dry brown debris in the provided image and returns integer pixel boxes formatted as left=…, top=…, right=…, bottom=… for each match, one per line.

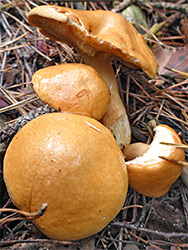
left=0, top=0, right=188, bottom=249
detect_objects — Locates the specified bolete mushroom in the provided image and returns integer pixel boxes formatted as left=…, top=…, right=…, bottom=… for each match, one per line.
left=123, top=124, right=185, bottom=197
left=3, top=112, right=128, bottom=241
left=27, top=6, right=158, bottom=148
left=32, top=63, right=110, bottom=120
left=122, top=142, right=150, bottom=161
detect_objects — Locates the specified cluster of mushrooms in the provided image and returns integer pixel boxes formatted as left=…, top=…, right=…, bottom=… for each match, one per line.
left=3, top=6, right=185, bottom=241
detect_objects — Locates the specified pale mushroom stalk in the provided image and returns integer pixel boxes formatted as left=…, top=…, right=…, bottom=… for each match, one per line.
left=28, top=5, right=158, bottom=147
left=79, top=52, right=131, bottom=147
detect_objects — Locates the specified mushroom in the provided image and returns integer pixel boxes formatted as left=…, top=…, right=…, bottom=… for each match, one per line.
left=3, top=112, right=128, bottom=241
left=32, top=63, right=110, bottom=120
left=27, top=6, right=158, bottom=148
left=123, top=125, right=185, bottom=197
left=122, top=142, right=150, bottom=161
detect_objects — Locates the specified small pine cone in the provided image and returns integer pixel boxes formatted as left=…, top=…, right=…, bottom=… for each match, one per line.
left=0, top=105, right=56, bottom=149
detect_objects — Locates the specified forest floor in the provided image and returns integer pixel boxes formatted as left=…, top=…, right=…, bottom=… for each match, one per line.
left=0, top=0, right=188, bottom=249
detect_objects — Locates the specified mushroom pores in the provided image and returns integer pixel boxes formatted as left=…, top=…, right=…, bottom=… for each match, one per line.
left=125, top=125, right=185, bottom=197
left=32, top=64, right=111, bottom=120
left=3, top=112, right=128, bottom=241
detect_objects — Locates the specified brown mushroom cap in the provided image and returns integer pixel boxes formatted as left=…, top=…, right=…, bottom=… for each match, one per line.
left=3, top=112, right=128, bottom=241
left=32, top=63, right=110, bottom=120
left=125, top=125, right=185, bottom=197
left=28, top=6, right=158, bottom=78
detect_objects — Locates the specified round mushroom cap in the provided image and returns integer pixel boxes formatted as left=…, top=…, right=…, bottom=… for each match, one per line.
left=32, top=63, right=110, bottom=120
left=3, top=112, right=128, bottom=241
left=28, top=6, right=158, bottom=78
left=125, top=125, right=185, bottom=197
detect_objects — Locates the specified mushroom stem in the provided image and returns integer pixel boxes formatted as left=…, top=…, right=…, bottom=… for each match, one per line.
left=80, top=52, right=131, bottom=147
left=27, top=5, right=158, bottom=147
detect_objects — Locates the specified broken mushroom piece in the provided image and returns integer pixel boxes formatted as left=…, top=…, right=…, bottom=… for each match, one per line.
left=124, top=125, right=185, bottom=197
left=3, top=112, right=128, bottom=241
left=122, top=142, right=150, bottom=161
left=28, top=6, right=158, bottom=147
left=32, top=63, right=110, bottom=120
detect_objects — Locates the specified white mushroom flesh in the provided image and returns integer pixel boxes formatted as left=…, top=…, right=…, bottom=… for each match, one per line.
left=127, top=126, right=179, bottom=165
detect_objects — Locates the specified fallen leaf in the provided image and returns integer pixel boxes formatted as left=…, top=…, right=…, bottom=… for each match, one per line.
left=153, top=44, right=188, bottom=77
left=152, top=45, right=175, bottom=75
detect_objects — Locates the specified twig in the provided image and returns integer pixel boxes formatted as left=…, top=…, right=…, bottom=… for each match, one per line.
left=179, top=182, right=188, bottom=227
left=0, top=10, right=33, bottom=32
left=0, top=239, right=76, bottom=247
left=0, top=42, right=31, bottom=53
left=111, top=0, right=137, bottom=12
left=129, top=230, right=163, bottom=250
left=0, top=203, right=48, bottom=226
left=121, top=204, right=143, bottom=210
left=150, top=2, right=188, bottom=14
left=112, top=222, right=188, bottom=238
left=112, top=1, right=188, bottom=14
left=160, top=142, right=188, bottom=149
left=0, top=0, right=21, bottom=10
left=0, top=85, right=28, bottom=115
left=159, top=156, right=188, bottom=167
left=151, top=79, right=188, bottom=97
left=0, top=95, right=39, bottom=114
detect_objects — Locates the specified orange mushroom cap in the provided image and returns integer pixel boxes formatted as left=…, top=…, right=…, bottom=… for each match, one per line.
left=3, top=112, right=128, bottom=241
left=32, top=63, right=110, bottom=120
left=28, top=5, right=158, bottom=78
